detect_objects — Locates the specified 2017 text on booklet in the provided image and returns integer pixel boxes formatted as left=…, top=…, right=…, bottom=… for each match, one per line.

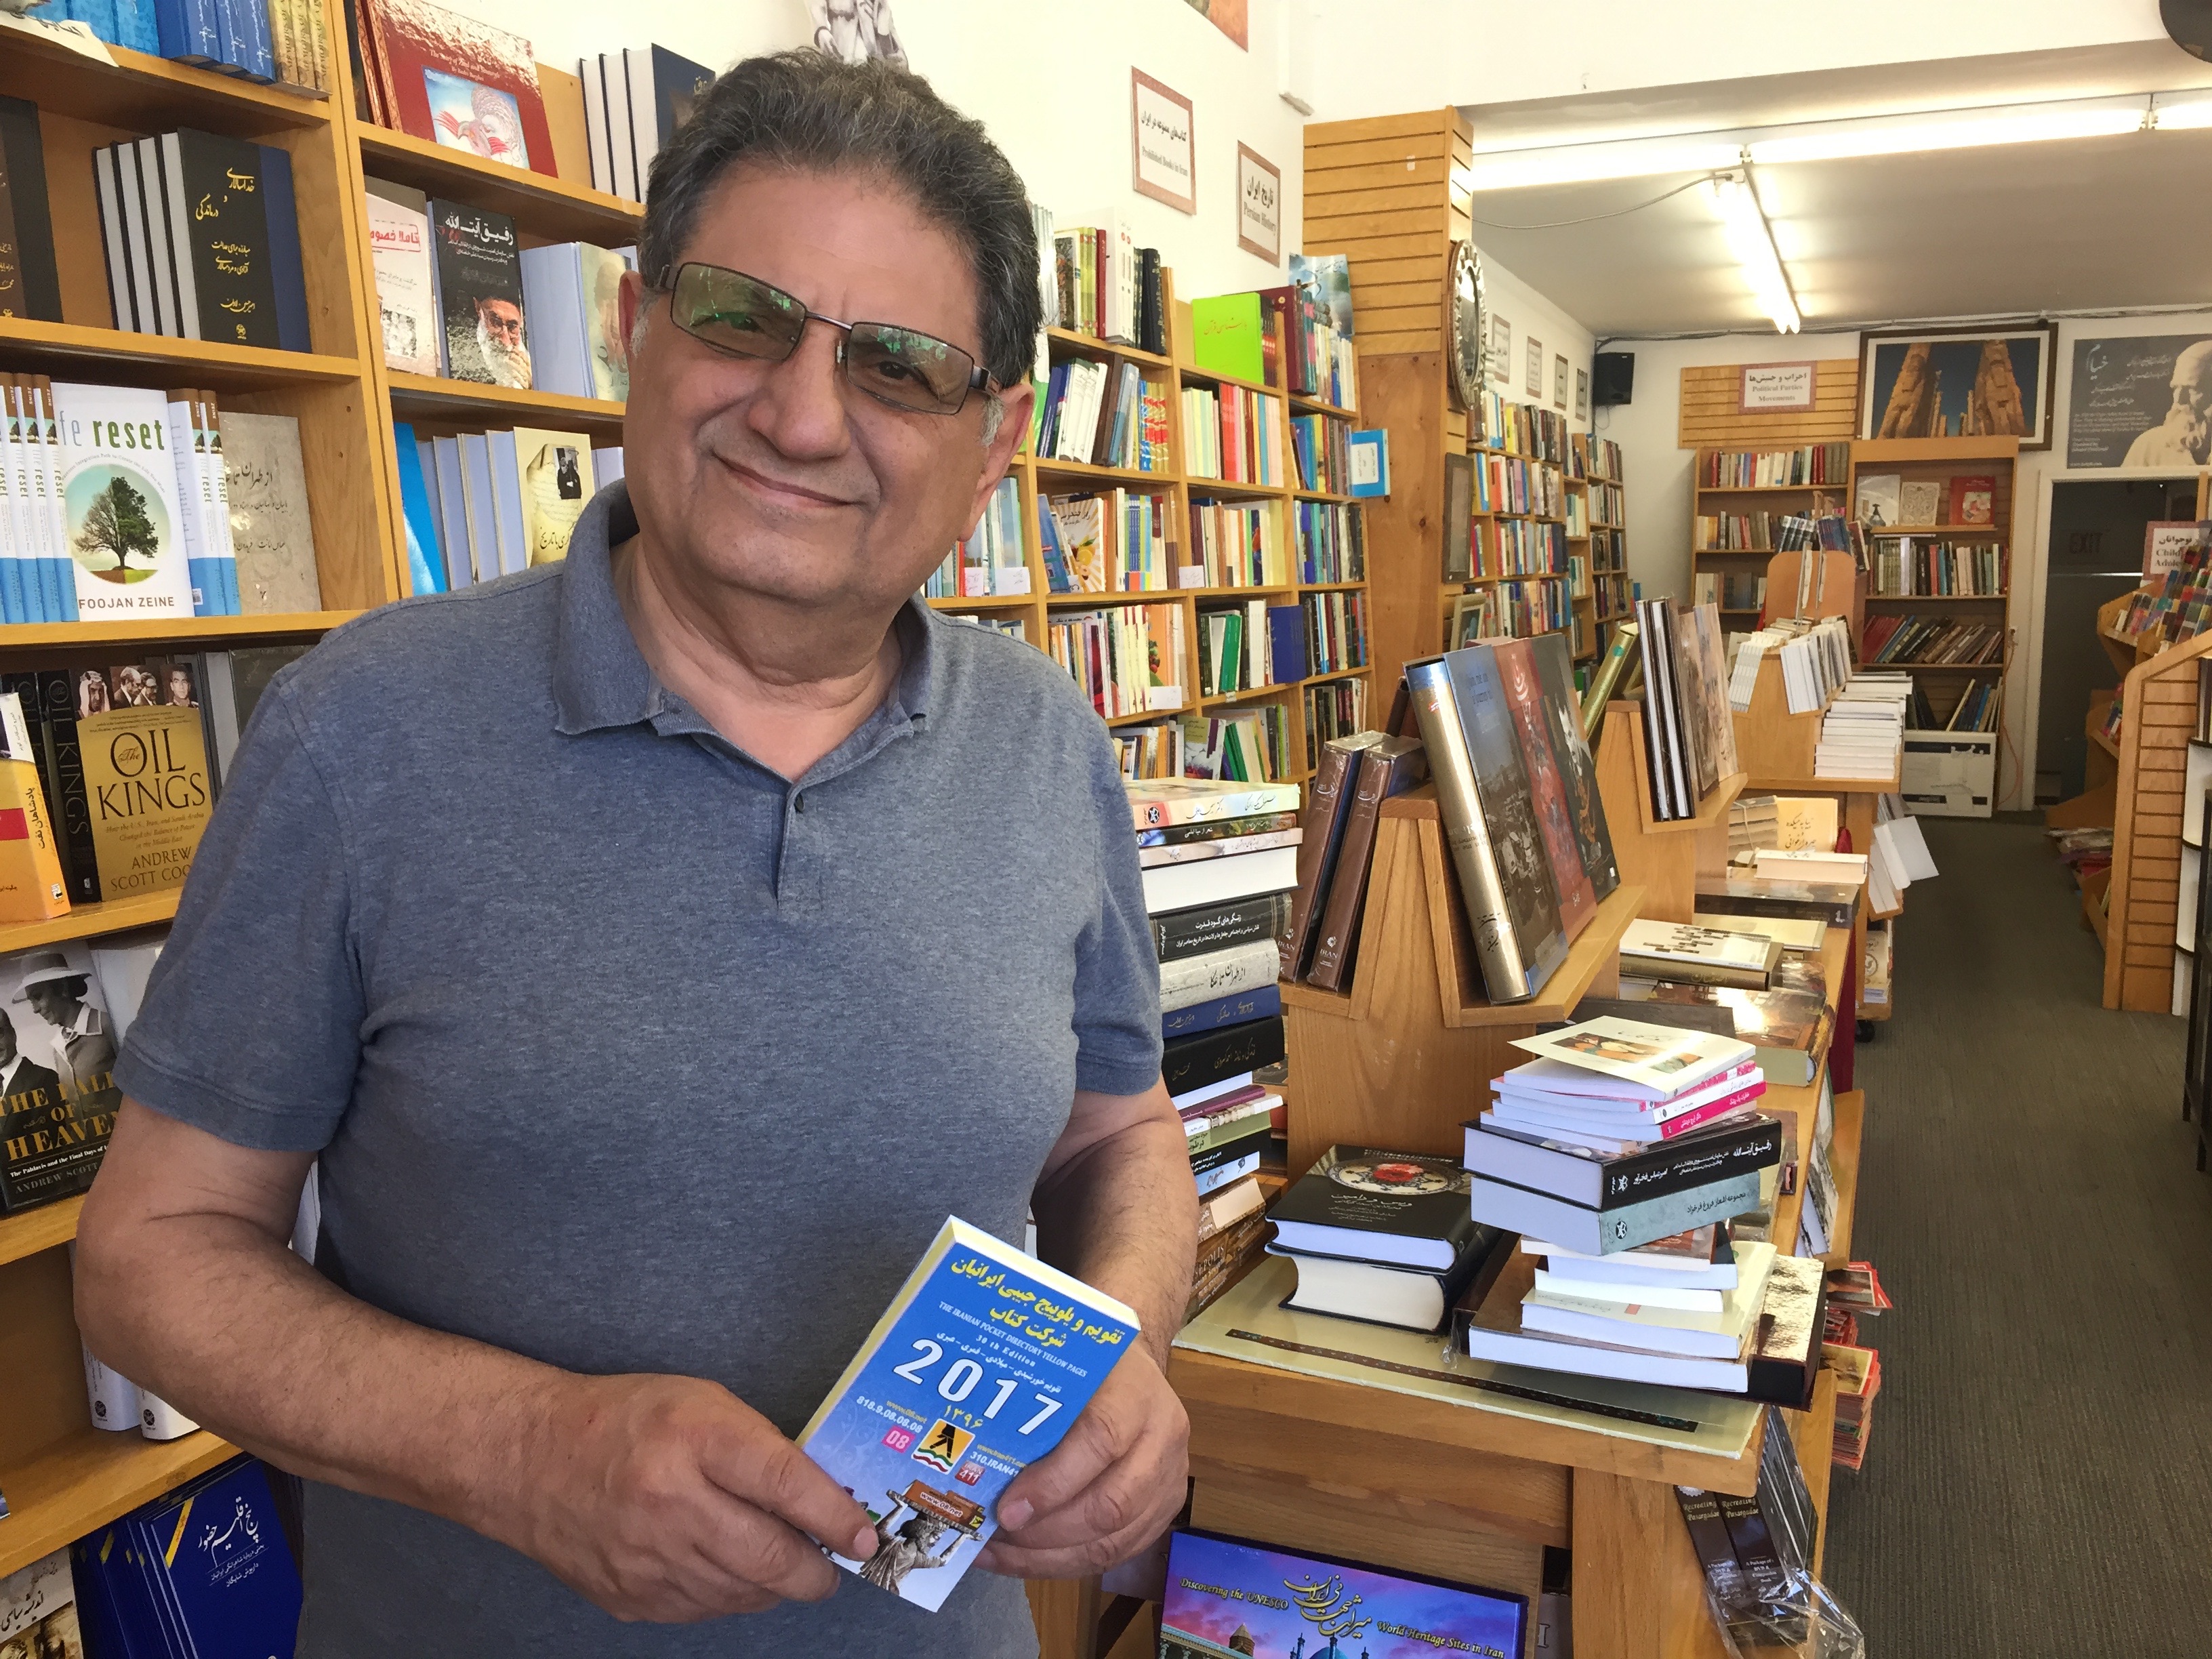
left=800, top=1218, right=1139, bottom=1613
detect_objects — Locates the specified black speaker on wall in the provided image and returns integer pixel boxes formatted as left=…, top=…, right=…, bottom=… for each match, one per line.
left=1593, top=352, right=1635, bottom=407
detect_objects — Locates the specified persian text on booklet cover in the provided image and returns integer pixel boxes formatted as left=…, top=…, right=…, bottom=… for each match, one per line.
left=1404, top=653, right=1563, bottom=1005
left=1162, top=983, right=1280, bottom=1040
left=1511, top=1015, right=1755, bottom=1099
left=0, top=1547, right=82, bottom=1657
left=1158, top=937, right=1280, bottom=1009
left=366, top=188, right=441, bottom=376
left=1268, top=1145, right=1479, bottom=1272
left=1497, top=637, right=1597, bottom=939
left=1304, top=736, right=1427, bottom=993
left=1152, top=890, right=1291, bottom=963
left=1462, top=1109, right=1782, bottom=1211
left=130, top=1458, right=303, bottom=1653
left=800, top=1217, right=1138, bottom=1613
left=365, top=0, right=556, bottom=177
left=428, top=199, right=527, bottom=388
left=1161, top=1530, right=1526, bottom=1659
left=1127, top=777, right=1300, bottom=830
left=157, top=130, right=283, bottom=350
left=1532, top=632, right=1620, bottom=899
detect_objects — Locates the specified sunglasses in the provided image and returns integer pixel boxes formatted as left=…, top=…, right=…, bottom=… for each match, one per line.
left=660, top=262, right=998, bottom=417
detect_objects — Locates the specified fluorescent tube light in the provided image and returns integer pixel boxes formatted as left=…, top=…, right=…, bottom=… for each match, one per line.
left=1454, top=139, right=1742, bottom=194
left=1713, top=175, right=1799, bottom=335
left=2153, top=99, right=2212, bottom=130
left=1748, top=105, right=2145, bottom=165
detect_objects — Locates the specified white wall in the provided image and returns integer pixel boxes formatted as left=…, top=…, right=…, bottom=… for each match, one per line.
left=433, top=0, right=1307, bottom=302
left=1483, top=254, right=1597, bottom=432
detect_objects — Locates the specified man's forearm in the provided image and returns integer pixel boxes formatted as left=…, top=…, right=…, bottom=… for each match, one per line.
left=1032, top=1084, right=1197, bottom=1366
left=77, top=1195, right=565, bottom=1549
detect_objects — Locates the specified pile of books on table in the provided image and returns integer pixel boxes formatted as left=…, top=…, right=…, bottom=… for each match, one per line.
left=1128, top=777, right=1303, bottom=1317
left=1815, top=673, right=1910, bottom=781
left=1456, top=1017, right=1824, bottom=1404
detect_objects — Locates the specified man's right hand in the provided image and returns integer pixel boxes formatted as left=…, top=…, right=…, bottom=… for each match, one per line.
left=508, top=1373, right=878, bottom=1624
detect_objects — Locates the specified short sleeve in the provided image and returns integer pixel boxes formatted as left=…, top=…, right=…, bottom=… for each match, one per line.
left=1069, top=728, right=1162, bottom=1097
left=115, top=680, right=363, bottom=1151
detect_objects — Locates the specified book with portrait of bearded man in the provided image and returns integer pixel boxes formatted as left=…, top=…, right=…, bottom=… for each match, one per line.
left=429, top=199, right=531, bottom=389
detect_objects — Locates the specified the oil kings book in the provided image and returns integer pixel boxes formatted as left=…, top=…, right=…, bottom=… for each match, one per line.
left=800, top=1217, right=1139, bottom=1612
left=76, top=657, right=215, bottom=901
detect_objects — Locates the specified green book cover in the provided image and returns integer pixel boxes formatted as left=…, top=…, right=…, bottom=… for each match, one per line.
left=1222, top=612, right=1244, bottom=692
left=1191, top=293, right=1265, bottom=384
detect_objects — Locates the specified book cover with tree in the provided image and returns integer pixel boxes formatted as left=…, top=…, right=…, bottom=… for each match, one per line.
left=49, top=384, right=196, bottom=617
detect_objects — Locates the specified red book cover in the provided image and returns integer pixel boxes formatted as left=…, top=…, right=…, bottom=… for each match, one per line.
left=365, top=0, right=557, bottom=179
left=1495, top=637, right=1597, bottom=940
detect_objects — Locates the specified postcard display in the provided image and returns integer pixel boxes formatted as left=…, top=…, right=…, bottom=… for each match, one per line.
left=1168, top=649, right=1862, bottom=1654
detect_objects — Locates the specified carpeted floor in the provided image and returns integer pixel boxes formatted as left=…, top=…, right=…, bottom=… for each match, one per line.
left=1822, top=815, right=2212, bottom=1656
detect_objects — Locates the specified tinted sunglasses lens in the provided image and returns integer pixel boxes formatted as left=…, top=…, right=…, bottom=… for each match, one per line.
left=845, top=323, right=974, bottom=413
left=672, top=266, right=805, bottom=361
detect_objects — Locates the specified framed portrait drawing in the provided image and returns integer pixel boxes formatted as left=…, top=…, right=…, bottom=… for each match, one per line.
left=1490, top=316, right=1513, bottom=386
left=1553, top=354, right=1568, bottom=411
left=1860, top=323, right=2055, bottom=449
left=1525, top=337, right=1543, bottom=398
left=1235, top=143, right=1280, bottom=262
left=1575, top=368, right=1589, bottom=422
left=1131, top=70, right=1197, bottom=214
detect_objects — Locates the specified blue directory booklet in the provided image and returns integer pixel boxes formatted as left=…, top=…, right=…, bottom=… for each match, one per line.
left=800, top=1216, right=1141, bottom=1612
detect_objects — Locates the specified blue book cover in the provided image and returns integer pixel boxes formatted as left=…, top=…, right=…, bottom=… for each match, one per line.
left=256, top=144, right=310, bottom=353
left=1267, top=605, right=1307, bottom=684
left=1163, top=984, right=1281, bottom=1041
left=138, top=1459, right=303, bottom=1656
left=1160, top=1529, right=1526, bottom=1659
left=393, top=422, right=448, bottom=594
left=1037, top=498, right=1073, bottom=594
left=800, top=1216, right=1140, bottom=1613
left=152, top=0, right=220, bottom=62
left=237, top=0, right=275, bottom=79
left=79, top=1523, right=171, bottom=1659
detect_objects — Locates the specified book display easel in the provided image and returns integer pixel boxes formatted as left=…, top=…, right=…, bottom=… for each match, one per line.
left=1172, top=708, right=1866, bottom=1657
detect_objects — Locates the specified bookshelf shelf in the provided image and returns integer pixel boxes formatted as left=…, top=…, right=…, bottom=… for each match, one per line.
left=0, top=30, right=333, bottom=134
left=1880, top=658, right=2008, bottom=672
left=1029, top=457, right=1179, bottom=487
left=1288, top=392, right=1357, bottom=419
left=384, top=373, right=628, bottom=436
left=1293, top=489, right=1357, bottom=505
left=356, top=127, right=643, bottom=243
left=0, top=891, right=182, bottom=953
left=1866, top=592, right=2007, bottom=602
left=1692, top=484, right=1835, bottom=495
left=926, top=593, right=1036, bottom=612
left=0, top=611, right=358, bottom=654
left=0, top=1427, right=239, bottom=1581
left=0, top=319, right=362, bottom=393
left=1105, top=704, right=1185, bottom=727
left=1042, top=327, right=1172, bottom=372
left=1300, top=581, right=1365, bottom=592
left=1866, top=525, right=2003, bottom=537
left=1301, top=664, right=1369, bottom=685
left=0, top=1195, right=83, bottom=1271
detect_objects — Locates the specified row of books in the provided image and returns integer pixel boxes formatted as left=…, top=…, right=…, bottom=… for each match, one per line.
left=1185, top=498, right=1290, bottom=590
left=1288, top=413, right=1355, bottom=495
left=1181, top=705, right=1291, bottom=782
left=1563, top=490, right=1591, bottom=537
left=393, top=422, right=604, bottom=594
left=578, top=47, right=716, bottom=204
left=43, top=0, right=326, bottom=91
left=1473, top=451, right=1564, bottom=519
left=1196, top=600, right=1298, bottom=697
left=1696, top=510, right=1803, bottom=553
left=1568, top=432, right=1623, bottom=482
left=1277, top=733, right=1424, bottom=992
left=91, top=126, right=311, bottom=352
left=1591, top=570, right=1633, bottom=623
left=1589, top=525, right=1626, bottom=571
left=1051, top=220, right=1170, bottom=359
left=1699, top=443, right=1851, bottom=489
left=1867, top=538, right=2007, bottom=597
left=1458, top=575, right=1573, bottom=642
left=1694, top=571, right=1768, bottom=613
left=1636, top=598, right=1739, bottom=821
left=1863, top=614, right=2005, bottom=665
left=1473, top=392, right=1569, bottom=464
left=1108, top=716, right=1181, bottom=780
left=1916, top=680, right=2001, bottom=732
left=1044, top=603, right=1181, bottom=718
left=352, top=0, right=559, bottom=178
left=1303, top=675, right=1369, bottom=766
left=1583, top=478, right=1625, bottom=525
left=1293, top=500, right=1364, bottom=585
left=1185, top=278, right=1355, bottom=409
left=1472, top=517, right=1569, bottom=581
left=1303, top=590, right=1368, bottom=678
left=1724, top=615, right=1851, bottom=716
left=1679, top=1411, right=1827, bottom=1648
left=1180, top=383, right=1284, bottom=487
left=1855, top=472, right=1998, bottom=529
left=2116, top=556, right=2212, bottom=644
left=1033, top=356, right=1170, bottom=472
left=928, top=477, right=1027, bottom=600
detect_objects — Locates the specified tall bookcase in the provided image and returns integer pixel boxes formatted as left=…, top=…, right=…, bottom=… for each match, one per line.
left=1688, top=459, right=1843, bottom=626
left=928, top=274, right=1374, bottom=785
left=1566, top=440, right=1626, bottom=665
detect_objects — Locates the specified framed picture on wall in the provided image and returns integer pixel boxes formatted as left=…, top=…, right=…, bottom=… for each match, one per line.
left=1575, top=368, right=1589, bottom=422
left=1860, top=323, right=2056, bottom=448
left=1525, top=337, right=1543, bottom=398
left=1235, top=143, right=1280, bottom=262
left=1553, top=354, right=1568, bottom=410
left=1131, top=69, right=1197, bottom=214
left=1491, top=316, right=1513, bottom=385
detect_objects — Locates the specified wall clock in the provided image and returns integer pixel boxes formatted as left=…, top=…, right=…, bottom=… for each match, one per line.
left=1447, top=239, right=1487, bottom=434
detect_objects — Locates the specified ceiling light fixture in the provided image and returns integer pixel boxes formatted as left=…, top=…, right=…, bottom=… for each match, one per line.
left=1713, top=173, right=1799, bottom=335
left=1452, top=140, right=1743, bottom=195
left=2152, top=97, right=2212, bottom=129
left=1748, top=104, right=2147, bottom=165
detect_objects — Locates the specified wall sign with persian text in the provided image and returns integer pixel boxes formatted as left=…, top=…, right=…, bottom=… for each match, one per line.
left=1131, top=70, right=1196, bottom=215
left=1235, top=143, right=1280, bottom=263
left=1740, top=361, right=1818, bottom=413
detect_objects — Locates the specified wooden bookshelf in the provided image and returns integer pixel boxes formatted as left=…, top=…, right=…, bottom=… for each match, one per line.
left=0, top=1425, right=239, bottom=1580
left=1566, top=450, right=1627, bottom=665
left=1688, top=445, right=1847, bottom=621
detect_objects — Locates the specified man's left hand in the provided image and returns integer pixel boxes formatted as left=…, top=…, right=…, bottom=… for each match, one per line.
left=974, top=1345, right=1188, bottom=1579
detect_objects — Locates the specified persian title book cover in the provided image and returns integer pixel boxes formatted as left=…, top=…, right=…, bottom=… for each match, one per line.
left=800, top=1217, right=1139, bottom=1613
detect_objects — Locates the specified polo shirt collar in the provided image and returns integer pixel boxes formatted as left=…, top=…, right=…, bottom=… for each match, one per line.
left=551, top=478, right=939, bottom=738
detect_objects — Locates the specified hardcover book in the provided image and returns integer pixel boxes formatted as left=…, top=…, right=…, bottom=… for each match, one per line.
left=0, top=940, right=119, bottom=1214
left=1953, top=475, right=1995, bottom=525
left=510, top=426, right=594, bottom=564
left=1162, top=1015, right=1286, bottom=1101
left=429, top=199, right=529, bottom=388
left=50, top=382, right=198, bottom=618
left=1619, top=920, right=1780, bottom=990
left=365, top=0, right=556, bottom=176
left=1280, top=732, right=1384, bottom=977
left=365, top=184, right=440, bottom=376
left=0, top=691, right=70, bottom=924
left=130, top=1458, right=302, bottom=1652
left=0, top=1547, right=81, bottom=1656
left=0, top=96, right=63, bottom=323
left=1161, top=1530, right=1525, bottom=1659
left=800, top=1217, right=1139, bottom=1612
left=1463, top=1109, right=1782, bottom=1212
left=1128, top=777, right=1300, bottom=830
left=159, top=129, right=283, bottom=350
left=1446, top=644, right=1568, bottom=991
left=219, top=409, right=322, bottom=613
left=1269, top=1145, right=1479, bottom=1272
left=1510, top=1016, right=1757, bottom=1098
left=1532, top=633, right=1619, bottom=899
left=1304, top=736, right=1427, bottom=992
left=77, top=658, right=216, bottom=901
left=1496, top=638, right=1597, bottom=939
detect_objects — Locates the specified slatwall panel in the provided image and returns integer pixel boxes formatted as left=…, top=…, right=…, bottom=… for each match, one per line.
left=2107, top=636, right=2212, bottom=1010
left=1303, top=110, right=1458, bottom=357
left=1677, top=361, right=1861, bottom=449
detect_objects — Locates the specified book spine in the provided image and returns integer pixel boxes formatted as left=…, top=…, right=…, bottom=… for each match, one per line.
left=1151, top=891, right=1289, bottom=962
left=1303, top=743, right=1394, bottom=991
left=1161, top=983, right=1280, bottom=1040
left=1471, top=1168, right=1761, bottom=1254
left=1599, top=1115, right=1781, bottom=1206
left=1195, top=1152, right=1260, bottom=1198
left=256, top=144, right=310, bottom=353
left=1189, top=1126, right=1272, bottom=1176
left=1673, top=1488, right=1758, bottom=1615
left=1406, top=655, right=1531, bottom=1000
left=1161, top=1015, right=1285, bottom=1099
left=0, top=753, right=70, bottom=920
left=1158, top=937, right=1279, bottom=1008
left=200, top=394, right=241, bottom=615
left=35, top=672, right=101, bottom=905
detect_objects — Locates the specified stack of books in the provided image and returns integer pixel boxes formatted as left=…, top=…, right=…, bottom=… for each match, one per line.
left=1461, top=1017, right=1776, bottom=1256
left=1816, top=674, right=1908, bottom=780
left=1267, top=1145, right=1507, bottom=1332
left=1129, top=779, right=1303, bottom=1313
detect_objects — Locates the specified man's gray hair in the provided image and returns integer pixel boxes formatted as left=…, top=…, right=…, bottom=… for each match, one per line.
left=637, top=51, right=1042, bottom=398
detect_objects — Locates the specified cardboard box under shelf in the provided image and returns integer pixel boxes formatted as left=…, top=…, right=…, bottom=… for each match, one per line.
left=1901, top=730, right=1996, bottom=819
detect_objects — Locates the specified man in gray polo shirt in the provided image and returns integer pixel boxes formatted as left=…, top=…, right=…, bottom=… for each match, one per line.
left=75, top=51, right=1195, bottom=1657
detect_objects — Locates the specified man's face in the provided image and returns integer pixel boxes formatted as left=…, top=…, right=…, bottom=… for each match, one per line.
left=478, top=299, right=525, bottom=351
left=619, top=166, right=1031, bottom=617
